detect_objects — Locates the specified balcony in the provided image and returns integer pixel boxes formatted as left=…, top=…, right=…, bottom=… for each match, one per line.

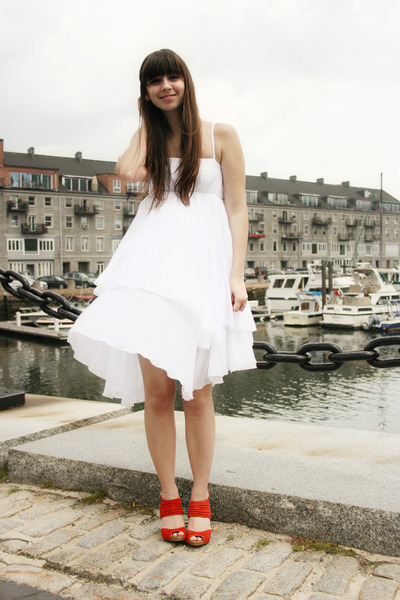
left=7, top=200, right=29, bottom=212
left=281, top=233, right=301, bottom=240
left=363, top=222, right=376, bottom=229
left=21, top=223, right=47, bottom=235
left=123, top=208, right=136, bottom=217
left=312, top=217, right=332, bottom=226
left=74, top=204, right=98, bottom=215
left=249, top=233, right=265, bottom=239
left=364, top=234, right=379, bottom=242
left=338, top=234, right=355, bottom=241
left=278, top=216, right=295, bottom=224
left=248, top=212, right=264, bottom=222
left=346, top=219, right=360, bottom=227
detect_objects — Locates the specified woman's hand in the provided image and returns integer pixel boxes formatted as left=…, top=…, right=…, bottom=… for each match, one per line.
left=230, top=275, right=248, bottom=312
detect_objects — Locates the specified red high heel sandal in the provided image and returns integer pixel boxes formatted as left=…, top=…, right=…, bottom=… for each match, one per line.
left=159, top=495, right=186, bottom=542
left=186, top=498, right=212, bottom=547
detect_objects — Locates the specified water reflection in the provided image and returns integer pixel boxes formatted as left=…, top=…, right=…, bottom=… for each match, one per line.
left=0, top=323, right=399, bottom=434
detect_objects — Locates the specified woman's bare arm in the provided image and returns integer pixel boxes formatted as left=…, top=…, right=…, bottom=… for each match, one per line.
left=216, top=123, right=249, bottom=312
left=116, top=127, right=147, bottom=182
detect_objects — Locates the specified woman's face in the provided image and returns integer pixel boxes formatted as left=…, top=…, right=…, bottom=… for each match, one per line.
left=145, top=74, right=185, bottom=113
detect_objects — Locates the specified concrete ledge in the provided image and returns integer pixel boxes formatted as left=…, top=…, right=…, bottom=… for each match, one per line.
left=0, top=394, right=131, bottom=465
left=7, top=411, right=400, bottom=557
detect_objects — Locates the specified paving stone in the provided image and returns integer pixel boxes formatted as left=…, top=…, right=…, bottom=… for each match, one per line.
left=71, top=535, right=139, bottom=572
left=131, top=538, right=170, bottom=561
left=0, top=492, right=34, bottom=509
left=129, top=519, right=160, bottom=540
left=308, top=595, right=339, bottom=600
left=72, top=509, right=122, bottom=532
left=76, top=521, right=128, bottom=548
left=374, top=563, right=400, bottom=582
left=359, top=576, right=398, bottom=600
left=190, top=548, right=243, bottom=578
left=15, top=500, right=74, bottom=522
left=263, top=559, right=312, bottom=597
left=0, top=539, right=29, bottom=553
left=0, top=520, right=23, bottom=536
left=0, top=563, right=75, bottom=595
left=101, top=555, right=145, bottom=582
left=23, top=526, right=81, bottom=557
left=0, top=499, right=32, bottom=519
left=69, top=581, right=144, bottom=599
left=137, top=554, right=197, bottom=592
left=314, top=555, right=358, bottom=595
left=211, top=570, right=265, bottom=599
left=19, top=510, right=78, bottom=538
left=171, top=576, right=211, bottom=600
left=243, top=542, right=292, bottom=573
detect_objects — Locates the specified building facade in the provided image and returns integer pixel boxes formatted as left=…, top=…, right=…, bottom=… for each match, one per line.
left=1, top=139, right=399, bottom=277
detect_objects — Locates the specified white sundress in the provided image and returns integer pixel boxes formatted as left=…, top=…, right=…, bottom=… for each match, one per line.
left=68, top=126, right=257, bottom=405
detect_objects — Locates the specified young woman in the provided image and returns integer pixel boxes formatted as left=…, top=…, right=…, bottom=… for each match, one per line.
left=68, top=49, right=256, bottom=546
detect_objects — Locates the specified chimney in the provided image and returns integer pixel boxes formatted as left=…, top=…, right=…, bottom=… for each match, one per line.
left=28, top=147, right=35, bottom=156
left=75, top=151, right=83, bottom=162
left=289, top=175, right=297, bottom=183
left=342, top=181, right=350, bottom=188
left=0, top=139, right=3, bottom=167
left=260, top=171, right=268, bottom=180
left=317, top=178, right=324, bottom=185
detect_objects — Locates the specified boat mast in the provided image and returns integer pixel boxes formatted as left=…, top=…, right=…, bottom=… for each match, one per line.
left=379, top=173, right=383, bottom=268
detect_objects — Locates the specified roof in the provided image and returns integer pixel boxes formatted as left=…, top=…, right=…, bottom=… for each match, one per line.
left=4, top=151, right=117, bottom=178
left=245, top=174, right=399, bottom=204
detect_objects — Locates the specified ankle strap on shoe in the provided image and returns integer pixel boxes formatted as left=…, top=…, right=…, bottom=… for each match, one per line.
left=188, top=499, right=211, bottom=519
left=160, top=497, right=183, bottom=518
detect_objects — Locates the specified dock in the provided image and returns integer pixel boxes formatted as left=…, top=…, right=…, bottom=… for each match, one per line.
left=0, top=320, right=69, bottom=342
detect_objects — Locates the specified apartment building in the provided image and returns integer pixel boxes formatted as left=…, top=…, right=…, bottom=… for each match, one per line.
left=1, top=139, right=399, bottom=277
left=245, top=173, right=400, bottom=270
left=0, top=140, right=140, bottom=277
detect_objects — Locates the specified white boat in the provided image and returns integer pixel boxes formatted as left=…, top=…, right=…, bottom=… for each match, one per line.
left=322, top=267, right=400, bottom=329
left=364, top=305, right=400, bottom=334
left=283, top=291, right=323, bottom=326
left=265, top=261, right=354, bottom=316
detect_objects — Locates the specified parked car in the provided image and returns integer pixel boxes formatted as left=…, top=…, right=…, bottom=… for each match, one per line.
left=64, top=272, right=95, bottom=288
left=37, top=275, right=68, bottom=289
left=244, top=267, right=256, bottom=281
left=85, top=272, right=98, bottom=285
left=8, top=273, right=48, bottom=291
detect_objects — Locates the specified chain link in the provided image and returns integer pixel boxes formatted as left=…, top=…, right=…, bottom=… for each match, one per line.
left=2, top=268, right=400, bottom=370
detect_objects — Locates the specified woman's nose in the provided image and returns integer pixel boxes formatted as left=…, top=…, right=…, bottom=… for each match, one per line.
left=161, top=76, right=172, bottom=89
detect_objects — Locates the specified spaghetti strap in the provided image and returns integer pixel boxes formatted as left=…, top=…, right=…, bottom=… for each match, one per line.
left=211, top=123, right=216, bottom=159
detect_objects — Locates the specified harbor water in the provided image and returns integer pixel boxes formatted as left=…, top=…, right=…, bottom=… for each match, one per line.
left=0, top=321, right=399, bottom=434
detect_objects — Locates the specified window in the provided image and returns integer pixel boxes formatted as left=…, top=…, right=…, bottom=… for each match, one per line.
left=282, top=242, right=287, bottom=252
left=249, top=242, right=254, bottom=252
left=303, top=212, right=309, bottom=220
left=28, top=196, right=35, bottom=206
left=65, top=198, right=73, bottom=208
left=395, top=230, right=399, bottom=238
left=114, top=200, right=122, bottom=210
left=64, top=177, right=92, bottom=192
left=65, top=216, right=73, bottom=228
left=39, top=240, right=54, bottom=251
left=7, top=239, right=23, bottom=251
left=272, top=224, right=278, bottom=234
left=300, top=195, right=318, bottom=207
left=268, top=193, right=276, bottom=202
left=112, top=239, right=121, bottom=253
left=327, top=197, right=347, bottom=208
left=25, top=239, right=38, bottom=253
left=113, top=179, right=121, bottom=193
left=95, top=199, right=103, bottom=210
left=260, top=242, right=264, bottom=251
left=114, top=218, right=122, bottom=230
left=292, top=242, right=297, bottom=252
left=44, top=215, right=53, bottom=228
left=11, top=215, right=19, bottom=227
left=96, top=216, right=104, bottom=229
left=66, top=237, right=74, bottom=251
left=272, top=210, right=277, bottom=218
left=97, top=263, right=105, bottom=273
left=333, top=227, right=338, bottom=235
left=386, top=229, right=390, bottom=238
left=10, top=172, right=53, bottom=189
left=96, top=237, right=104, bottom=252
left=81, top=237, right=89, bottom=251
left=304, top=225, right=309, bottom=234
left=273, top=241, right=278, bottom=252
left=44, top=197, right=52, bottom=206
left=81, top=217, right=88, bottom=229
left=277, top=193, right=288, bottom=204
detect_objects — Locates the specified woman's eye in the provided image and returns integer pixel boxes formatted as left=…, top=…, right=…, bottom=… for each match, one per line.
left=148, top=78, right=161, bottom=85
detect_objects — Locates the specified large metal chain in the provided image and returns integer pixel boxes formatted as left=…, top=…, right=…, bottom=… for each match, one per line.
left=1, top=268, right=400, bottom=370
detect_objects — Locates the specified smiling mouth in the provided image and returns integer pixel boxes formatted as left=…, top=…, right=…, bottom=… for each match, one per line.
left=160, top=94, right=176, bottom=100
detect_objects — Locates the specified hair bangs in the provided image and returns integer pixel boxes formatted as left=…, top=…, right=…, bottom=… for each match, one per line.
left=140, top=49, right=185, bottom=85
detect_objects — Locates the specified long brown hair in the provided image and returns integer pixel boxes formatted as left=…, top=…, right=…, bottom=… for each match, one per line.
left=139, top=49, right=201, bottom=207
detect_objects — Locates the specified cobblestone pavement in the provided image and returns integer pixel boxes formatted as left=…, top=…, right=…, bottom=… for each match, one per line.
left=0, top=483, right=399, bottom=600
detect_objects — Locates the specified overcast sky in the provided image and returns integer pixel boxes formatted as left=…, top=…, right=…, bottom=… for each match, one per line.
left=1, top=0, right=399, bottom=199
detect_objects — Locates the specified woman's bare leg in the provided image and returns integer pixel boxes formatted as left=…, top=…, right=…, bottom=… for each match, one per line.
left=182, top=384, right=215, bottom=543
left=138, top=355, right=184, bottom=538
